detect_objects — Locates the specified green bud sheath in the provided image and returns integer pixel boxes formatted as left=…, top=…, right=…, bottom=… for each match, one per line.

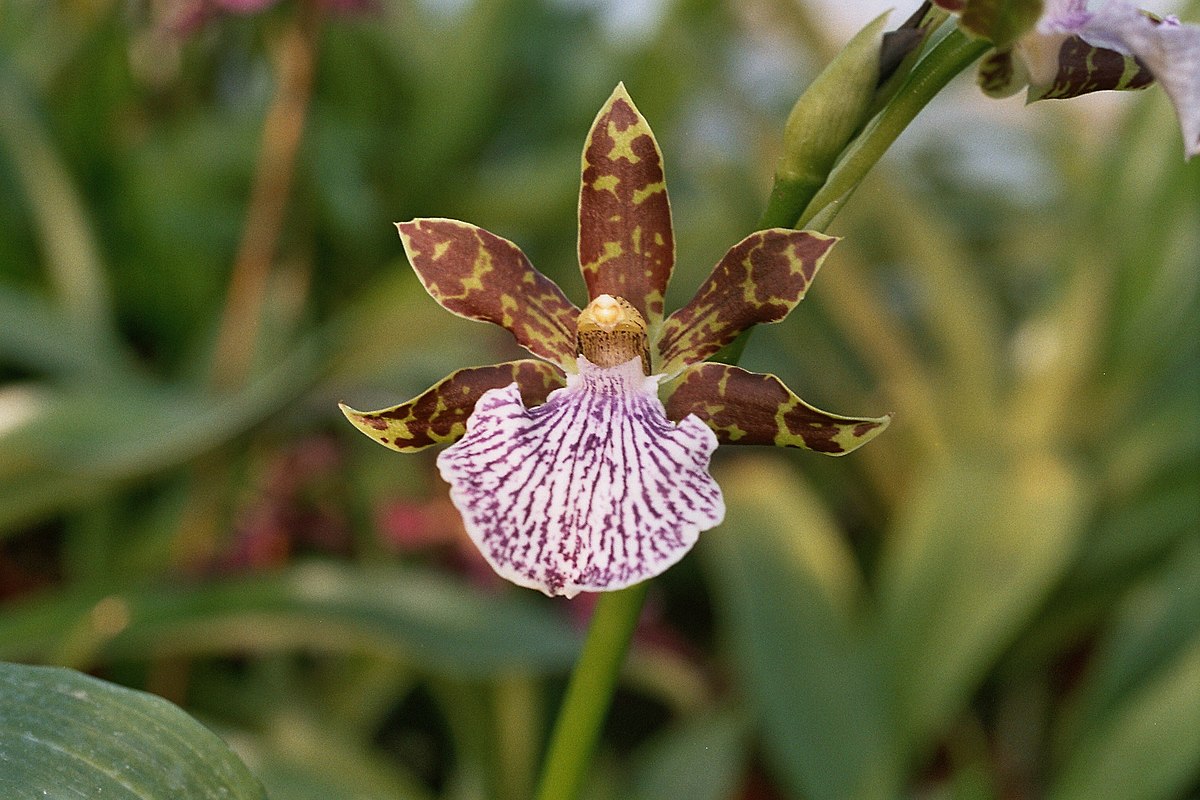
left=762, top=11, right=891, bottom=230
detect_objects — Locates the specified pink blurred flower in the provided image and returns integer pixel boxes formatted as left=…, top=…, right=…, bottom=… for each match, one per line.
left=168, top=0, right=374, bottom=35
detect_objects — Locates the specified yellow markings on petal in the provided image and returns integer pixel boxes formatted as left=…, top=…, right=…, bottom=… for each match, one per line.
left=593, top=240, right=624, bottom=266
left=632, top=182, right=665, bottom=205
left=720, top=422, right=748, bottom=442
left=592, top=175, right=620, bottom=193
left=499, top=293, right=518, bottom=329
left=605, top=120, right=644, bottom=163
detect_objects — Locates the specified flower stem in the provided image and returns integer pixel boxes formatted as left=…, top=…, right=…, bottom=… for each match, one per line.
left=533, top=582, right=648, bottom=800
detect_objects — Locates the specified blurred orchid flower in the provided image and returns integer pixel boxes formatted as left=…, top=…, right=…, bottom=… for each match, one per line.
left=342, top=85, right=890, bottom=598
left=170, top=0, right=372, bottom=33
left=942, top=0, right=1200, bottom=158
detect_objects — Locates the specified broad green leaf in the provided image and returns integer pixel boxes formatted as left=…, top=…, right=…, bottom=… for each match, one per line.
left=0, top=662, right=265, bottom=800
left=0, top=74, right=115, bottom=342
left=704, top=455, right=900, bottom=800
left=875, top=449, right=1088, bottom=755
left=0, top=336, right=324, bottom=536
left=0, top=562, right=580, bottom=677
left=1062, top=541, right=1200, bottom=746
left=224, top=713, right=435, bottom=800
left=0, top=287, right=134, bottom=383
left=630, top=710, right=749, bottom=800
left=1048, top=637, right=1200, bottom=800
left=1070, top=480, right=1200, bottom=591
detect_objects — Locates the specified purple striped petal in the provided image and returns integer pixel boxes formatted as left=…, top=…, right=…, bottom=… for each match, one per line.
left=437, top=356, right=724, bottom=598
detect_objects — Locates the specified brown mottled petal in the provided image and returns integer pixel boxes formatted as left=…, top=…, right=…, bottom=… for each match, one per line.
left=397, top=219, right=581, bottom=369
left=1033, top=36, right=1154, bottom=100
left=340, top=360, right=566, bottom=452
left=978, top=48, right=1023, bottom=97
left=662, top=363, right=891, bottom=455
left=578, top=83, right=674, bottom=327
left=655, top=229, right=838, bottom=376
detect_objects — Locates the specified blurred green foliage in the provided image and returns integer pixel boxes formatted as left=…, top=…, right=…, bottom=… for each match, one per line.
left=1, top=1, right=1197, bottom=798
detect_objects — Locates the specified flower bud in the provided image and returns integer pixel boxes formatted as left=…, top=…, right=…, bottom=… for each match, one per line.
left=764, top=12, right=891, bottom=228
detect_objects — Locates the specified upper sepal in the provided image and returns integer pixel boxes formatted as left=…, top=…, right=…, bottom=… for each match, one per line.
left=654, top=229, right=838, bottom=377
left=578, top=83, right=674, bottom=328
left=662, top=363, right=891, bottom=455
left=397, top=219, right=581, bottom=369
left=340, top=360, right=565, bottom=452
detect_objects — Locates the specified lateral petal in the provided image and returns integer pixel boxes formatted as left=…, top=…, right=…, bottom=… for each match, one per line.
left=340, top=360, right=565, bottom=452
left=662, top=363, right=891, bottom=455
left=438, top=356, right=724, bottom=598
left=655, top=229, right=837, bottom=377
left=578, top=83, right=675, bottom=328
left=397, top=219, right=581, bottom=368
left=1079, top=10, right=1200, bottom=159
left=1025, top=35, right=1154, bottom=100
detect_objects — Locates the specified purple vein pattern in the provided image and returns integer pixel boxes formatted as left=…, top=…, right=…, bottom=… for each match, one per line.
left=437, top=356, right=724, bottom=597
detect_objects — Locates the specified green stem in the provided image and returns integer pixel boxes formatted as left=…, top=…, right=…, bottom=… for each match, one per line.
left=798, top=28, right=990, bottom=229
left=533, top=582, right=648, bottom=800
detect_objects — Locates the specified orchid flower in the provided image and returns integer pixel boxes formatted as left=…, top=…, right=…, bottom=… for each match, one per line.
left=942, top=0, right=1200, bottom=158
left=170, top=0, right=372, bottom=33
left=342, top=85, right=890, bottom=598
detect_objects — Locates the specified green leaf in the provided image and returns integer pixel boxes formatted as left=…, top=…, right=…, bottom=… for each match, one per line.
left=0, top=287, right=134, bottom=383
left=0, top=662, right=265, bottom=800
left=704, top=455, right=900, bottom=800
left=1048, top=637, right=1200, bottom=800
left=0, top=562, right=580, bottom=677
left=225, top=714, right=435, bottom=800
left=0, top=336, right=323, bottom=536
left=1062, top=541, right=1200, bottom=748
left=630, top=710, right=749, bottom=800
left=0, top=73, right=116, bottom=343
left=874, top=449, right=1089, bottom=755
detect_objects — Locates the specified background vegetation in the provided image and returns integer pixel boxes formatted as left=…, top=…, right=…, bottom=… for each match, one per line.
left=1, top=1, right=1197, bottom=798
